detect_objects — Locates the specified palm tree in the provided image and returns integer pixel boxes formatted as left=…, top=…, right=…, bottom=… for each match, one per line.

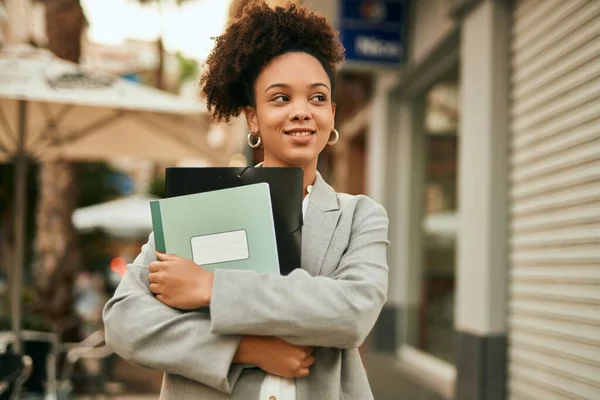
left=33, top=0, right=85, bottom=339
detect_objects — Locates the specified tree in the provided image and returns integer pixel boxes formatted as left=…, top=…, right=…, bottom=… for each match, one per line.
left=33, top=0, right=85, bottom=339
left=136, top=0, right=191, bottom=89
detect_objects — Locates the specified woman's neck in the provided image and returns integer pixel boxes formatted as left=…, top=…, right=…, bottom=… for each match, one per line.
left=262, top=157, right=317, bottom=198
left=301, top=168, right=317, bottom=198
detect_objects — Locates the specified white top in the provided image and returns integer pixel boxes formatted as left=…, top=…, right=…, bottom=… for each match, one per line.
left=302, top=185, right=312, bottom=217
left=258, top=185, right=312, bottom=400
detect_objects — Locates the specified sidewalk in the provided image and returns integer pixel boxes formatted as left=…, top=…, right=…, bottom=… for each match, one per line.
left=76, top=396, right=157, bottom=400
left=363, top=351, right=448, bottom=400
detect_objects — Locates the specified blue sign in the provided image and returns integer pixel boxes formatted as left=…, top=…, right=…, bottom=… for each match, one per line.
left=338, top=0, right=407, bottom=65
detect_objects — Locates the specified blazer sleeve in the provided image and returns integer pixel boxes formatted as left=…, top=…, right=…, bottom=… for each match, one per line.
left=102, top=233, right=244, bottom=394
left=209, top=202, right=389, bottom=349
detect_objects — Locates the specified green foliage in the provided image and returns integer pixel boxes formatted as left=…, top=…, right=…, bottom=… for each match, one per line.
left=147, top=175, right=165, bottom=198
left=0, top=286, right=52, bottom=332
left=77, top=162, right=124, bottom=207
left=177, top=52, right=199, bottom=83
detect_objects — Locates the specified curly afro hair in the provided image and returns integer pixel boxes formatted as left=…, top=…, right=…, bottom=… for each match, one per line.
left=199, top=1, right=346, bottom=122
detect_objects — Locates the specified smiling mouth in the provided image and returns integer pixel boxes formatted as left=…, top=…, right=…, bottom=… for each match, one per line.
left=284, top=131, right=315, bottom=137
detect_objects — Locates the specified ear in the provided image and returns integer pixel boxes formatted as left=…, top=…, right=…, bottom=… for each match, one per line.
left=244, top=106, right=259, bottom=133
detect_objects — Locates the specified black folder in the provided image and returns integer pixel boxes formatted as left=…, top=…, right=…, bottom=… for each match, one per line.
left=164, top=167, right=303, bottom=276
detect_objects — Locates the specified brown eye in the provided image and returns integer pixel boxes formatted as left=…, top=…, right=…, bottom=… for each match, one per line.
left=311, top=94, right=327, bottom=102
left=272, top=95, right=290, bottom=102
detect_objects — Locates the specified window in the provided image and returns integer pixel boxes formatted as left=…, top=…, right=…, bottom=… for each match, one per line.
left=406, top=78, right=459, bottom=365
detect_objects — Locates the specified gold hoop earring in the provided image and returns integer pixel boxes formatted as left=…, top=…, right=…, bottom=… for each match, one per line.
left=328, top=129, right=339, bottom=145
left=247, top=132, right=262, bottom=149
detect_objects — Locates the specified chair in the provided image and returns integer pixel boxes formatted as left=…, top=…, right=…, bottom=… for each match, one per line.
left=0, top=341, right=34, bottom=400
left=0, top=329, right=115, bottom=399
left=0, top=330, right=59, bottom=399
left=55, top=329, right=115, bottom=399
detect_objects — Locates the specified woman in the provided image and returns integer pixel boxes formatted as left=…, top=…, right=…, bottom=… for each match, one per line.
left=103, top=2, right=389, bottom=399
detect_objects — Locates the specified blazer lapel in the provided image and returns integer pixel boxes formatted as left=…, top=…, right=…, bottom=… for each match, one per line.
left=301, top=172, right=340, bottom=276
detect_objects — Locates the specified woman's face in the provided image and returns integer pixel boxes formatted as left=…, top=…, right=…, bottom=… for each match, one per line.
left=245, top=52, right=336, bottom=168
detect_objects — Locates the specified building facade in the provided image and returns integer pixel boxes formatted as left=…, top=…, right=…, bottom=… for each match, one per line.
left=370, top=0, right=600, bottom=399
left=220, top=0, right=600, bottom=397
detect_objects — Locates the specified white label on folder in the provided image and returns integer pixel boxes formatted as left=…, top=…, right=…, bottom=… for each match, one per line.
left=190, top=230, right=249, bottom=266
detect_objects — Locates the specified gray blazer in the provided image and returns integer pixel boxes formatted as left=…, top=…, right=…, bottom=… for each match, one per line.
left=103, top=172, right=389, bottom=399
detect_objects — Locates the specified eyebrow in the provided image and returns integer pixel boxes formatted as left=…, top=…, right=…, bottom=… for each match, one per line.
left=264, top=82, right=330, bottom=93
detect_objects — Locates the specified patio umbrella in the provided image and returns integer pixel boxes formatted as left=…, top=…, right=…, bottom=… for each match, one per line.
left=0, top=44, right=218, bottom=352
left=72, top=194, right=158, bottom=239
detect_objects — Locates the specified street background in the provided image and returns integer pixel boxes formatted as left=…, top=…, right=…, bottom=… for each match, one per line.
left=1, top=0, right=599, bottom=399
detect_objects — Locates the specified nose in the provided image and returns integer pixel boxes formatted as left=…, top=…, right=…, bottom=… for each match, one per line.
left=289, top=101, right=311, bottom=122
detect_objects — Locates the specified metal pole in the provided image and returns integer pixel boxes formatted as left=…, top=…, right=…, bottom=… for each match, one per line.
left=12, top=100, right=27, bottom=354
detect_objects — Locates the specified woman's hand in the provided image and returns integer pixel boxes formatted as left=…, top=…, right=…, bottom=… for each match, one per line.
left=234, top=336, right=315, bottom=378
left=148, top=251, right=214, bottom=310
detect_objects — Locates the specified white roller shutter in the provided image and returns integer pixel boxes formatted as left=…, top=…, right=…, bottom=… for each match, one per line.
left=508, top=0, right=600, bottom=399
